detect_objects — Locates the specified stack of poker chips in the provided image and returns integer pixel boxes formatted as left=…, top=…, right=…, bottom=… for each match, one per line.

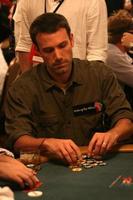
left=69, top=154, right=107, bottom=172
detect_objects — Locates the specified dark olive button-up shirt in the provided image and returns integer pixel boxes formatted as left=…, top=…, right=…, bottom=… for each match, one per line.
left=5, top=59, right=133, bottom=149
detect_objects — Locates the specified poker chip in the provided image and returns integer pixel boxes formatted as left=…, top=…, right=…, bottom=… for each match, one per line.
left=27, top=164, right=35, bottom=168
left=27, top=190, right=43, bottom=197
left=122, top=177, right=133, bottom=185
left=98, top=162, right=107, bottom=166
left=84, top=165, right=93, bottom=169
left=69, top=154, right=107, bottom=172
left=71, top=167, right=82, bottom=172
left=82, top=154, right=88, bottom=159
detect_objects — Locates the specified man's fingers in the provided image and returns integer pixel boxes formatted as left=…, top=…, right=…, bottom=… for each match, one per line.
left=61, top=148, right=75, bottom=164
left=60, top=143, right=80, bottom=164
left=88, top=134, right=109, bottom=156
left=70, top=141, right=82, bottom=160
left=87, top=137, right=97, bottom=156
left=13, top=176, right=25, bottom=188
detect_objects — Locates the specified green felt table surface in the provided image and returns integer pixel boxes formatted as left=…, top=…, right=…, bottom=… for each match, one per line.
left=12, top=152, right=133, bottom=200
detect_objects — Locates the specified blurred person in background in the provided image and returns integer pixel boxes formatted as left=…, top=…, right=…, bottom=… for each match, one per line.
left=106, top=9, right=133, bottom=108
left=0, top=0, right=16, bottom=64
left=105, top=0, right=125, bottom=16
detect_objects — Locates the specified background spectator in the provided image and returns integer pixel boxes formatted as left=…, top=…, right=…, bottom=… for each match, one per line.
left=106, top=9, right=133, bottom=108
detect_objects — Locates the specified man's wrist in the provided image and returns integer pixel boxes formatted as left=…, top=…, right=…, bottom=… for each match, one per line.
left=39, top=138, right=47, bottom=151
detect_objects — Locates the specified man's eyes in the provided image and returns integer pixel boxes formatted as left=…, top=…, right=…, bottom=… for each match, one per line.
left=58, top=42, right=67, bottom=48
left=43, top=42, right=67, bottom=53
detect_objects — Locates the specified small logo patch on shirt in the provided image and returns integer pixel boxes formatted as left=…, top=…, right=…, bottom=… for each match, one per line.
left=73, top=102, right=103, bottom=116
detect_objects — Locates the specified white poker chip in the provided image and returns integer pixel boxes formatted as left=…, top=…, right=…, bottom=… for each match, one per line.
left=27, top=190, right=43, bottom=197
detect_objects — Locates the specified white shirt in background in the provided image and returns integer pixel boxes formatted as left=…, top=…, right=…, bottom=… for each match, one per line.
left=13, top=0, right=107, bottom=62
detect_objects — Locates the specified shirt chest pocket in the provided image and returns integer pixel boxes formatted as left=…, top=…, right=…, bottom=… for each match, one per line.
left=37, top=115, right=61, bottom=137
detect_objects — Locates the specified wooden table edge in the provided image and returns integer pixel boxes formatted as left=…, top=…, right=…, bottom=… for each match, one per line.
left=80, top=144, right=133, bottom=154
left=38, top=144, right=133, bottom=164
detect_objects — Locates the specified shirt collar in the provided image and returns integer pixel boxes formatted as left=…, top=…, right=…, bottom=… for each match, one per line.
left=39, top=58, right=84, bottom=91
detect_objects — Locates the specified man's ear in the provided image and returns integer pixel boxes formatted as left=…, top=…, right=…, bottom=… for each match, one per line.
left=70, top=33, right=74, bottom=47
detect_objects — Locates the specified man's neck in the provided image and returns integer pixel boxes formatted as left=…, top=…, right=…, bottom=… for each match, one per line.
left=53, top=72, right=71, bottom=84
left=47, top=68, right=72, bottom=85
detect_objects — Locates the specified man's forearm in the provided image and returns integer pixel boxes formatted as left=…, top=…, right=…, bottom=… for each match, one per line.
left=14, top=135, right=44, bottom=151
left=18, top=52, right=32, bottom=73
left=109, top=118, right=133, bottom=142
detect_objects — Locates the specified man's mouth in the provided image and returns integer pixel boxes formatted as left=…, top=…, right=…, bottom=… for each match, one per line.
left=54, top=62, right=67, bottom=67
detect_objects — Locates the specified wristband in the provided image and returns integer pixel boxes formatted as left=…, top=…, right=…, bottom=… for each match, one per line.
left=38, top=138, right=46, bottom=151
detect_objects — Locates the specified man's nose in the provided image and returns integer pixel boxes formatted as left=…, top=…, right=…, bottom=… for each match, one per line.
left=54, top=49, right=62, bottom=60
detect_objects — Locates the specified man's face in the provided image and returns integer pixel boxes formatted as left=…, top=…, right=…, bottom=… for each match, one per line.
left=36, top=28, right=74, bottom=81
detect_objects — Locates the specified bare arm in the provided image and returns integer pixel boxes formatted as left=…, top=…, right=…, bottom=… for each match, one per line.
left=14, top=135, right=81, bottom=164
left=18, top=52, right=32, bottom=73
left=88, top=118, right=133, bottom=156
left=14, top=135, right=43, bottom=151
left=0, top=155, right=39, bottom=188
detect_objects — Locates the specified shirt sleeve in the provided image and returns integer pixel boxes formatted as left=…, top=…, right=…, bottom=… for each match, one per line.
left=107, top=45, right=133, bottom=87
left=5, top=78, right=34, bottom=149
left=14, top=0, right=32, bottom=52
left=100, top=63, right=133, bottom=126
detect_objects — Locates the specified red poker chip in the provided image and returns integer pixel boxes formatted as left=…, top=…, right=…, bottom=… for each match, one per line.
left=122, top=177, right=133, bottom=185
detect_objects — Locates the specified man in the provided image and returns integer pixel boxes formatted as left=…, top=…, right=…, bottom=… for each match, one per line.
left=106, top=9, right=133, bottom=107
left=0, top=148, right=39, bottom=188
left=13, top=0, right=107, bottom=72
left=106, top=9, right=133, bottom=87
left=5, top=13, right=133, bottom=165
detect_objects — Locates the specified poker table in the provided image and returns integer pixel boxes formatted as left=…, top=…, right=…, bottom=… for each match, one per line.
left=2, top=144, right=133, bottom=200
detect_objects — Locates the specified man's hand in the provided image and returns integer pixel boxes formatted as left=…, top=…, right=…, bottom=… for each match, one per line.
left=43, top=138, right=82, bottom=164
left=87, top=131, right=118, bottom=156
left=88, top=119, right=133, bottom=157
left=121, top=32, right=133, bottom=48
left=0, top=155, right=39, bottom=188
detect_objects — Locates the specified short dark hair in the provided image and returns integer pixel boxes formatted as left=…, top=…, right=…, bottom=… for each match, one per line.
left=108, top=9, right=133, bottom=44
left=29, top=13, right=71, bottom=47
